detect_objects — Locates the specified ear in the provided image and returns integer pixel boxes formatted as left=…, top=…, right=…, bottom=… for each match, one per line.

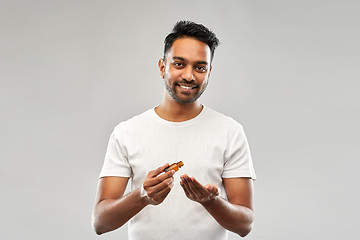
left=158, top=58, right=165, bottom=79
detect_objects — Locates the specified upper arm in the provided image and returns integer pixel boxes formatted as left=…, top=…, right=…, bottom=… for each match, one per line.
left=95, top=177, right=130, bottom=205
left=223, top=178, right=254, bottom=210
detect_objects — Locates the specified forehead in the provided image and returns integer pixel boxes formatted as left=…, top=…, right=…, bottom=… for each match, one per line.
left=166, top=37, right=211, bottom=62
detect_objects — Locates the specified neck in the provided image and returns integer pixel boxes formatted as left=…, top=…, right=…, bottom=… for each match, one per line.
left=155, top=93, right=203, bottom=122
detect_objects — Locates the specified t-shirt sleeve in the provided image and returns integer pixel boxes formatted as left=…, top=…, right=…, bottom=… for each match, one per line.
left=222, top=124, right=256, bottom=180
left=99, top=126, right=132, bottom=178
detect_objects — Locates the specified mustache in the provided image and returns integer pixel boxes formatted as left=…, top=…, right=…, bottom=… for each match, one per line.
left=175, top=80, right=198, bottom=87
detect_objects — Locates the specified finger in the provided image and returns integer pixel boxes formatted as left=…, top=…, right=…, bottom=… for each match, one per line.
left=182, top=175, right=205, bottom=199
left=149, top=180, right=174, bottom=204
left=147, top=177, right=174, bottom=198
left=205, top=184, right=219, bottom=196
left=147, top=170, right=175, bottom=186
left=157, top=169, right=175, bottom=182
left=188, top=177, right=208, bottom=199
left=156, top=180, right=174, bottom=199
left=180, top=179, right=194, bottom=199
left=180, top=175, right=193, bottom=195
left=190, top=177, right=211, bottom=196
left=148, top=163, right=170, bottom=178
left=144, top=170, right=174, bottom=194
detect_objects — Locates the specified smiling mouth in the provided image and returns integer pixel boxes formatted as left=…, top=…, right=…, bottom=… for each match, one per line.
left=177, top=84, right=197, bottom=90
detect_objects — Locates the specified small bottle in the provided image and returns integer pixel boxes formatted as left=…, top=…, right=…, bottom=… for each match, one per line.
left=164, top=161, right=184, bottom=172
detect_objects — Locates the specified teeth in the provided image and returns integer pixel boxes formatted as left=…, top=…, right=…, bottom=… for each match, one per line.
left=179, top=85, right=193, bottom=89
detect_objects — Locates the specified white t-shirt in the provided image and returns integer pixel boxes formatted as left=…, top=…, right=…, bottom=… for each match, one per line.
left=99, top=106, right=256, bottom=240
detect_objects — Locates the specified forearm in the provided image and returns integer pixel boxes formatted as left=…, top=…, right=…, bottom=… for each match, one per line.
left=92, top=188, right=148, bottom=235
left=201, top=197, right=254, bottom=237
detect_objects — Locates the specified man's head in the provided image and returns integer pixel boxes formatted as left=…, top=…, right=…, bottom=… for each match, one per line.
left=159, top=21, right=219, bottom=104
left=163, top=21, right=219, bottom=63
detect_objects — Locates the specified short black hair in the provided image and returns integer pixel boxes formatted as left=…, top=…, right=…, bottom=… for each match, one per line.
left=164, top=21, right=220, bottom=62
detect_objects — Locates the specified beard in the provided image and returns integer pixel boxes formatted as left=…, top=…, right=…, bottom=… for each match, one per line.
left=164, top=78, right=208, bottom=104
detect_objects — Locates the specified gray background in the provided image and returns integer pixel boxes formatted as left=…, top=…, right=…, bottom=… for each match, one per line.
left=1, top=0, right=359, bottom=239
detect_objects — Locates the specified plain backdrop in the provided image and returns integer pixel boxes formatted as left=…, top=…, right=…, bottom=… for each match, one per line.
left=1, top=0, right=359, bottom=239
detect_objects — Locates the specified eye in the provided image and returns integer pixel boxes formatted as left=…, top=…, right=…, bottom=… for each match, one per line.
left=196, top=66, right=207, bottom=72
left=172, top=62, right=183, bottom=68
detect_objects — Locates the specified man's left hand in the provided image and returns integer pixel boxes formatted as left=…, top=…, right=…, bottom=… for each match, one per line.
left=180, top=174, right=219, bottom=204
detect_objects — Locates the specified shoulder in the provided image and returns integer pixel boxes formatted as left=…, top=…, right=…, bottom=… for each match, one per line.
left=112, top=108, right=154, bottom=137
left=204, top=106, right=244, bottom=131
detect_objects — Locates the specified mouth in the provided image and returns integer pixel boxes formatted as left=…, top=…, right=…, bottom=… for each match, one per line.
left=177, top=84, right=197, bottom=90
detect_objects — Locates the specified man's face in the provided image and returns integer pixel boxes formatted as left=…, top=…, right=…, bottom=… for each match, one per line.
left=159, top=37, right=212, bottom=104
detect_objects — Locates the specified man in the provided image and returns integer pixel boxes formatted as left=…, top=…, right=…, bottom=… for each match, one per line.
left=92, top=21, right=256, bottom=240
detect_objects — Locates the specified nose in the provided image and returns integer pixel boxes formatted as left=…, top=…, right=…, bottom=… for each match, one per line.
left=180, top=66, right=195, bottom=82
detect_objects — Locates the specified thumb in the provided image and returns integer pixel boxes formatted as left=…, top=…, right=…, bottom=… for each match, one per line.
left=149, top=163, right=170, bottom=178
left=206, top=184, right=219, bottom=195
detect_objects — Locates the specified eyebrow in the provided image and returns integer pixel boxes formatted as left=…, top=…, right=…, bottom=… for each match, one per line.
left=172, top=56, right=208, bottom=65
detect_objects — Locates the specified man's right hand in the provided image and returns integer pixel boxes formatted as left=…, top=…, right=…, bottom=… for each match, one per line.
left=142, top=163, right=175, bottom=205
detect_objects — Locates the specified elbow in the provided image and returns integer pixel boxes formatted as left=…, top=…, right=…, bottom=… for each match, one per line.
left=92, top=219, right=105, bottom=235
left=238, top=226, right=252, bottom=237
left=226, top=220, right=253, bottom=237
left=237, top=223, right=253, bottom=237
left=237, top=212, right=254, bottom=237
left=94, top=228, right=103, bottom=236
left=92, top=212, right=105, bottom=235
left=93, top=223, right=103, bottom=235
